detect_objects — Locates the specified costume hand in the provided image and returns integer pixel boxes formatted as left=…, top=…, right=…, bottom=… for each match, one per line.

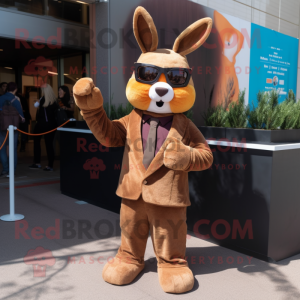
left=163, top=137, right=191, bottom=171
left=73, top=78, right=103, bottom=111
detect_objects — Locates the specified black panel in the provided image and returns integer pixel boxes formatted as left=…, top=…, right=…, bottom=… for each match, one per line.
left=268, top=149, right=300, bottom=261
left=60, top=131, right=123, bottom=214
left=187, top=146, right=273, bottom=258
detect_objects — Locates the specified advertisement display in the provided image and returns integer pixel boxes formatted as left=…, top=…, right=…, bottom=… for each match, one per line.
left=249, top=23, right=299, bottom=106
left=108, top=0, right=298, bottom=125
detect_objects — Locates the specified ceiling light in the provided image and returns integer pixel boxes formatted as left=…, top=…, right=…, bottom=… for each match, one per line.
left=48, top=71, right=58, bottom=75
left=64, top=74, right=69, bottom=76
left=4, top=67, right=13, bottom=69
left=0, top=49, right=3, bottom=51
left=77, top=1, right=88, bottom=4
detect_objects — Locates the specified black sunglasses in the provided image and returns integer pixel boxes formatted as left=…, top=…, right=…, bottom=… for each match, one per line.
left=134, top=63, right=192, bottom=88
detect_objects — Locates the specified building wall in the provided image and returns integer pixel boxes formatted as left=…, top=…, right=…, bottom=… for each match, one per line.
left=95, top=3, right=110, bottom=104
left=190, top=0, right=300, bottom=98
left=93, top=0, right=300, bottom=111
left=0, top=7, right=90, bottom=50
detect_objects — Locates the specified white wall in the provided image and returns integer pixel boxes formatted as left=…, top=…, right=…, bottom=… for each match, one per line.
left=190, top=0, right=300, bottom=98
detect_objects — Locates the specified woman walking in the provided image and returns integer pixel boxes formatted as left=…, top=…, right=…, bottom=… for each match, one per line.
left=29, top=84, right=58, bottom=171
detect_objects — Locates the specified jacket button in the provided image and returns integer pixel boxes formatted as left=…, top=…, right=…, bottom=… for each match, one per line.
left=143, top=180, right=148, bottom=185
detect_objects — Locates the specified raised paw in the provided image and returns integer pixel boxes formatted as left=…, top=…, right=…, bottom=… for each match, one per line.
left=158, top=266, right=194, bottom=294
left=73, top=78, right=94, bottom=96
left=73, top=78, right=103, bottom=111
left=102, top=259, right=144, bottom=285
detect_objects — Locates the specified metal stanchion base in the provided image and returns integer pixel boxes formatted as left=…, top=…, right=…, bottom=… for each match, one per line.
left=0, top=214, right=25, bottom=222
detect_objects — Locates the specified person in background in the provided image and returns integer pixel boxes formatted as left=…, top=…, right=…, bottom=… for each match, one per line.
left=58, top=85, right=74, bottom=118
left=29, top=84, right=58, bottom=172
left=0, top=82, right=7, bottom=96
left=0, top=82, right=24, bottom=178
left=17, top=88, right=31, bottom=152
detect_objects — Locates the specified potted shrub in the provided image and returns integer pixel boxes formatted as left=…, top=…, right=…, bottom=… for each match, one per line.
left=200, top=89, right=300, bottom=143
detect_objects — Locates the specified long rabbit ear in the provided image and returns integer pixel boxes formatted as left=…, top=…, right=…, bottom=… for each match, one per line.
left=173, top=17, right=213, bottom=56
left=133, top=6, right=159, bottom=53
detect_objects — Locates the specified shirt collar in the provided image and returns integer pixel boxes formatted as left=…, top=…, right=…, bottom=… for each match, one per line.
left=142, top=114, right=173, bottom=126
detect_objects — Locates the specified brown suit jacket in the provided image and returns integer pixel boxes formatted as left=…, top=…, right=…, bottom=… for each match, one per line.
left=82, top=106, right=213, bottom=207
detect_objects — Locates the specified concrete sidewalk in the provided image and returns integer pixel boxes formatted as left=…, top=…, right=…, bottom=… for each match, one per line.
left=1, top=181, right=300, bottom=300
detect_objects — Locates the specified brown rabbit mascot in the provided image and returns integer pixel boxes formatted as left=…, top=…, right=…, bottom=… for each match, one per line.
left=73, top=7, right=213, bottom=294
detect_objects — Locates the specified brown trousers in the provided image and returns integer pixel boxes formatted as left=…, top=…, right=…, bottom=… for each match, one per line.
left=116, top=196, right=188, bottom=268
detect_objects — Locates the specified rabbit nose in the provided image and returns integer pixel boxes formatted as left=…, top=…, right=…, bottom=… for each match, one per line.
left=155, top=87, right=168, bottom=97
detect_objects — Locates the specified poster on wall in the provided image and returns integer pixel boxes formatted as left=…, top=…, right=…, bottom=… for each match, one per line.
left=249, top=23, right=299, bottom=107
left=108, top=0, right=299, bottom=125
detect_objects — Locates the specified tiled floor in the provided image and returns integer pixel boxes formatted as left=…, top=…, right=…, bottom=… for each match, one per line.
left=1, top=174, right=300, bottom=299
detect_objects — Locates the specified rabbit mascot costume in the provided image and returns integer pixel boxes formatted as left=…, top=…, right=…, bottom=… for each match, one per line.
left=73, top=6, right=213, bottom=294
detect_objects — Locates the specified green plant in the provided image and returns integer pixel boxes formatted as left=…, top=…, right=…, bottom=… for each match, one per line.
left=204, top=88, right=300, bottom=130
left=280, top=90, right=300, bottom=129
left=248, top=91, right=268, bottom=129
left=203, top=104, right=228, bottom=127
left=288, top=101, right=300, bottom=129
left=227, top=90, right=248, bottom=128
left=264, top=89, right=283, bottom=129
left=286, top=89, right=296, bottom=103
left=103, top=102, right=134, bottom=120
left=183, top=108, right=193, bottom=121
left=248, top=89, right=288, bottom=130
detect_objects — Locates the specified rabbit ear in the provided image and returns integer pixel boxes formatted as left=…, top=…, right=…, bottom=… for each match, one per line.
left=173, top=17, right=213, bottom=56
left=133, top=6, right=159, bottom=53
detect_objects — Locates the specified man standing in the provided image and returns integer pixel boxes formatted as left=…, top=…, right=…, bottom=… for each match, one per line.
left=0, top=82, right=24, bottom=178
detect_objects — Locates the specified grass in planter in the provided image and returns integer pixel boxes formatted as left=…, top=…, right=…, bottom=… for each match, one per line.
left=103, top=101, right=134, bottom=120
left=227, top=90, right=248, bottom=128
left=203, top=104, right=228, bottom=127
left=203, top=88, right=300, bottom=130
left=248, top=90, right=288, bottom=130
left=183, top=108, right=193, bottom=121
left=202, top=78, right=237, bottom=127
left=281, top=90, right=300, bottom=129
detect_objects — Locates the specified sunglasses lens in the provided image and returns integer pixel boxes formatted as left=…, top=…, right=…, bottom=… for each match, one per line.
left=137, top=66, right=159, bottom=82
left=167, top=70, right=188, bottom=85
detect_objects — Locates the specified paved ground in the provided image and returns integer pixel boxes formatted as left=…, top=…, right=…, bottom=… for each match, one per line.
left=0, top=139, right=60, bottom=188
left=1, top=147, right=300, bottom=300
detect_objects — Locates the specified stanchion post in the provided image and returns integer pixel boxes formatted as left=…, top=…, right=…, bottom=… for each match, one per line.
left=9, top=125, right=15, bottom=216
left=0, top=125, right=24, bottom=222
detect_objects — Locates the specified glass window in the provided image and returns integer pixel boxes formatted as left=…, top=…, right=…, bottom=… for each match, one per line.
left=0, top=0, right=44, bottom=15
left=60, top=54, right=89, bottom=120
left=48, top=0, right=89, bottom=25
left=22, top=58, right=58, bottom=121
left=0, top=0, right=89, bottom=25
left=0, top=66, right=15, bottom=87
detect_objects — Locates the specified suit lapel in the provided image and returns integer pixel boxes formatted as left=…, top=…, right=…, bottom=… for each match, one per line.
left=144, top=113, right=188, bottom=179
left=128, top=109, right=146, bottom=174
